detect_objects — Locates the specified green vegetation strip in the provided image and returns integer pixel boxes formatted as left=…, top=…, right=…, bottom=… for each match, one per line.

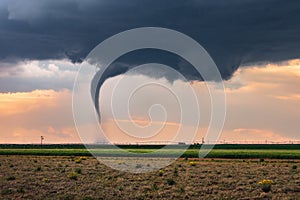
left=0, top=149, right=299, bottom=159
left=1, top=144, right=300, bottom=149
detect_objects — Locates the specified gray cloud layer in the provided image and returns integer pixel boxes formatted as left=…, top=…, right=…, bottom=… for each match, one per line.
left=1, top=0, right=300, bottom=73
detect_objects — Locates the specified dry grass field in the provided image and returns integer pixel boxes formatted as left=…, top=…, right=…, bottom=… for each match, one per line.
left=0, top=155, right=299, bottom=199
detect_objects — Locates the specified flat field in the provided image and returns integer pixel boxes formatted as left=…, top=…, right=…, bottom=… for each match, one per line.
left=1, top=147, right=300, bottom=159
left=0, top=155, right=299, bottom=199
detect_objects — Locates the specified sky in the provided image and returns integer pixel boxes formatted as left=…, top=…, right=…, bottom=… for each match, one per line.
left=0, top=0, right=300, bottom=144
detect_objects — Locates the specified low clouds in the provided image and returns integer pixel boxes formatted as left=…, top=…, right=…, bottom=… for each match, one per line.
left=0, top=60, right=78, bottom=92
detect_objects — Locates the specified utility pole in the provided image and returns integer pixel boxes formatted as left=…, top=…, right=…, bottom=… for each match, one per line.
left=41, top=136, right=44, bottom=147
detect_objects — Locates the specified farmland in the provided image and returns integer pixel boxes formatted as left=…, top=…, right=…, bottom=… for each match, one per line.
left=0, top=144, right=299, bottom=199
left=0, top=144, right=300, bottom=159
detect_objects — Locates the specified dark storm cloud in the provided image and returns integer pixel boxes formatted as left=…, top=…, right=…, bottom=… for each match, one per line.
left=1, top=0, right=300, bottom=101
left=0, top=0, right=300, bottom=73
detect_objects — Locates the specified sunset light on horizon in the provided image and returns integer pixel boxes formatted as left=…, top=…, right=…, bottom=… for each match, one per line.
left=1, top=59, right=299, bottom=144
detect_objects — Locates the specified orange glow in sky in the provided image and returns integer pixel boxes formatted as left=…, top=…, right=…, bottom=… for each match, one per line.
left=0, top=60, right=300, bottom=144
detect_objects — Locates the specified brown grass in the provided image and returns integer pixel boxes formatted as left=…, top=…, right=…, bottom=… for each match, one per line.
left=0, top=155, right=299, bottom=199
